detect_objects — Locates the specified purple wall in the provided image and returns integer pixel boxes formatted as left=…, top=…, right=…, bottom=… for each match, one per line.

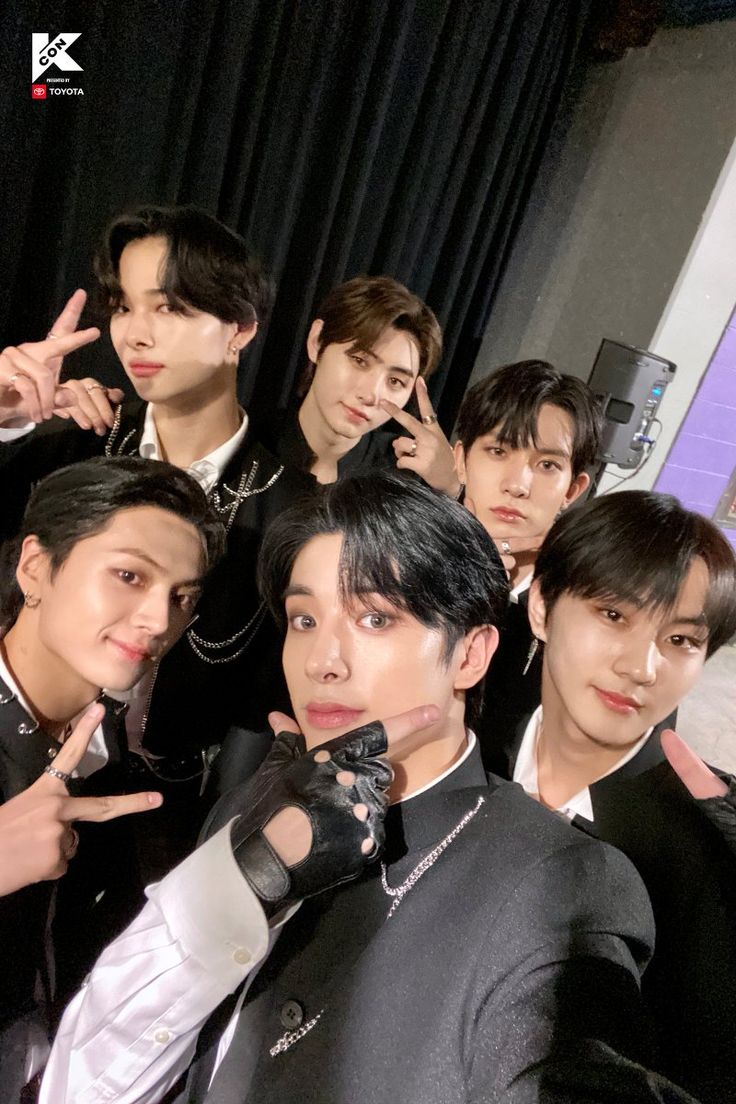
left=655, top=307, right=736, bottom=551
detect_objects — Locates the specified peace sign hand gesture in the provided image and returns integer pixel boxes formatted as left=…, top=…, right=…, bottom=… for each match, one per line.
left=0, top=702, right=162, bottom=897
left=381, top=377, right=463, bottom=497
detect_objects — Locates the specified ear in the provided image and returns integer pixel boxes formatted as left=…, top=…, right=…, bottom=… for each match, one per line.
left=306, top=319, right=324, bottom=364
left=562, top=470, right=589, bottom=508
left=527, top=579, right=549, bottom=643
left=453, top=624, right=499, bottom=691
left=228, top=320, right=258, bottom=356
left=453, top=440, right=467, bottom=483
left=15, top=535, right=50, bottom=598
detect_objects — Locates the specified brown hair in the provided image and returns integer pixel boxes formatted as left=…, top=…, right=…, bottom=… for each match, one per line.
left=303, top=276, right=442, bottom=390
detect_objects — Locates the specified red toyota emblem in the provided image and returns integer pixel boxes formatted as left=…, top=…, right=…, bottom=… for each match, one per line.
left=31, top=84, right=47, bottom=99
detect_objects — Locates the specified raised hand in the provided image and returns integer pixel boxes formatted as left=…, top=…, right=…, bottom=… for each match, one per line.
left=0, top=703, right=162, bottom=896
left=381, top=377, right=461, bottom=497
left=660, top=729, right=727, bottom=799
left=0, top=290, right=123, bottom=431
left=231, top=705, right=439, bottom=907
left=463, top=494, right=542, bottom=580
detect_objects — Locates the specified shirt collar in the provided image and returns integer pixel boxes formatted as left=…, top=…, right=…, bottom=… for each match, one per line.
left=509, top=572, right=532, bottom=604
left=399, top=730, right=477, bottom=804
left=513, top=706, right=653, bottom=822
left=138, top=404, right=249, bottom=493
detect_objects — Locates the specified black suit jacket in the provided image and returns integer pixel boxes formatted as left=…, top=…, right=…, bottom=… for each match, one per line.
left=171, top=745, right=706, bottom=1104
left=496, top=721, right=736, bottom=1103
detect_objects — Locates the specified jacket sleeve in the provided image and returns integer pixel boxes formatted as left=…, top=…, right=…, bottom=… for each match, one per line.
left=40, top=823, right=271, bottom=1104
left=466, top=836, right=697, bottom=1103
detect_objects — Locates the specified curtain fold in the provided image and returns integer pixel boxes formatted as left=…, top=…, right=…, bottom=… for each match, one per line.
left=1, top=0, right=592, bottom=428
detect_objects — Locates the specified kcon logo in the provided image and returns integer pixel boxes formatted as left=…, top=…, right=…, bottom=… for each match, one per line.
left=31, top=32, right=82, bottom=83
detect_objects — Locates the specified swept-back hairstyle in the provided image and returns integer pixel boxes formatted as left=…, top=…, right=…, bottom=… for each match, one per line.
left=456, top=360, right=603, bottom=477
left=258, top=471, right=508, bottom=722
left=534, top=491, right=736, bottom=658
left=0, top=457, right=225, bottom=633
left=94, top=204, right=275, bottom=329
left=302, top=276, right=442, bottom=392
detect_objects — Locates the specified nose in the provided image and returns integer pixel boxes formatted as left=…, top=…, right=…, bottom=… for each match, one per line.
left=613, top=635, right=659, bottom=686
left=500, top=455, right=532, bottom=498
left=132, top=588, right=171, bottom=641
left=305, top=626, right=349, bottom=683
left=355, top=370, right=381, bottom=407
left=123, top=311, right=155, bottom=349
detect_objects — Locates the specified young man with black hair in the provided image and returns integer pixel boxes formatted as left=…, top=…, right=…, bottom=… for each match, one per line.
left=43, top=474, right=699, bottom=1104
left=490, top=490, right=736, bottom=1103
left=452, top=360, right=604, bottom=757
left=0, top=206, right=314, bottom=871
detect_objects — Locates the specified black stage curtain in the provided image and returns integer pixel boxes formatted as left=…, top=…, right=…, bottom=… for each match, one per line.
left=1, top=0, right=591, bottom=429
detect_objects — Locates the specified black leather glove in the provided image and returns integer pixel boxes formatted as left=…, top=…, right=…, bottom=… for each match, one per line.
left=699, top=775, right=736, bottom=859
left=230, top=721, right=392, bottom=907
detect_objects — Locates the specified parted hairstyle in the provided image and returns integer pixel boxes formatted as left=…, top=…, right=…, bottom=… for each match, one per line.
left=258, top=471, right=509, bottom=722
left=456, top=360, right=603, bottom=478
left=302, top=276, right=442, bottom=392
left=94, top=204, right=275, bottom=331
left=0, top=457, right=226, bottom=633
left=534, top=491, right=736, bottom=658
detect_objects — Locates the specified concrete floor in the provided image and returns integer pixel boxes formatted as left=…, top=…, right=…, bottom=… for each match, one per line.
left=678, top=643, right=736, bottom=773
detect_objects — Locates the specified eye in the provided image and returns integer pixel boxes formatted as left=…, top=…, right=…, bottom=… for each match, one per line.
left=387, top=375, right=408, bottom=391
left=114, top=569, right=141, bottom=586
left=111, top=304, right=129, bottom=316
left=288, top=613, right=316, bottom=631
left=358, top=611, right=393, bottom=630
left=539, top=459, right=562, bottom=472
left=484, top=446, right=505, bottom=457
left=600, top=607, right=623, bottom=623
left=349, top=353, right=368, bottom=369
left=157, top=302, right=175, bottom=314
left=668, top=634, right=706, bottom=651
left=173, top=591, right=198, bottom=613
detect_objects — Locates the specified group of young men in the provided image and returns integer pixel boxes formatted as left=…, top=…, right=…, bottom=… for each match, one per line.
left=0, top=204, right=734, bottom=1103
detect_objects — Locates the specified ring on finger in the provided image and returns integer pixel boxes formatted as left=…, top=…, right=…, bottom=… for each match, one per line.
left=8, top=371, right=26, bottom=387
left=85, top=383, right=107, bottom=393
left=407, top=441, right=418, bottom=458
left=422, top=413, right=438, bottom=426
left=44, top=764, right=73, bottom=784
left=500, top=540, right=511, bottom=556
left=47, top=331, right=60, bottom=340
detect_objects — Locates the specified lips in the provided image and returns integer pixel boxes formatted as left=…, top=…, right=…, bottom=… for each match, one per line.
left=593, top=688, right=642, bottom=715
left=305, top=701, right=366, bottom=730
left=129, top=361, right=164, bottom=378
left=109, top=638, right=153, bottom=664
left=490, top=506, right=525, bottom=522
left=340, top=402, right=370, bottom=425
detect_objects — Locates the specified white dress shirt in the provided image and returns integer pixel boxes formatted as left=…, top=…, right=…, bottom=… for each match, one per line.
left=513, top=706, right=652, bottom=822
left=41, top=734, right=476, bottom=1103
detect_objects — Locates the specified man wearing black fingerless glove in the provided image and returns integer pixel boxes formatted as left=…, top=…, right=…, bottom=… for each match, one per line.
left=228, top=723, right=392, bottom=907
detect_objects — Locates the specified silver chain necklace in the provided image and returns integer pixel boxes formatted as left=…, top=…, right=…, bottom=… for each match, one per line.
left=381, top=795, right=485, bottom=918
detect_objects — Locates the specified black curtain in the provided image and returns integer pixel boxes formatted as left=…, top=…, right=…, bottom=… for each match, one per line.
left=1, top=0, right=592, bottom=430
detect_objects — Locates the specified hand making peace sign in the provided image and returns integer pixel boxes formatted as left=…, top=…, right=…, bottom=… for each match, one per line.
left=0, top=702, right=162, bottom=897
left=380, top=376, right=462, bottom=498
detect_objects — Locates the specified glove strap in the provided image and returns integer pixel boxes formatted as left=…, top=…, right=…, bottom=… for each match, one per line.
left=235, top=830, right=291, bottom=903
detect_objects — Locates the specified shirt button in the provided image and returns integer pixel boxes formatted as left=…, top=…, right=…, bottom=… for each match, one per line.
left=233, top=948, right=251, bottom=965
left=280, top=1000, right=304, bottom=1029
left=154, top=1029, right=170, bottom=1044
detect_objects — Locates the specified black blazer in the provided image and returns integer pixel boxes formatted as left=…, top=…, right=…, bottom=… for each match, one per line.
left=173, top=746, right=703, bottom=1104
left=496, top=721, right=736, bottom=1104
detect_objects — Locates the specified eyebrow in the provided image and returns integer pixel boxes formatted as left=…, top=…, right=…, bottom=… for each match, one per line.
left=350, top=346, right=417, bottom=380
left=488, top=433, right=571, bottom=460
left=111, top=547, right=202, bottom=587
left=283, top=584, right=313, bottom=600
left=666, top=613, right=708, bottom=630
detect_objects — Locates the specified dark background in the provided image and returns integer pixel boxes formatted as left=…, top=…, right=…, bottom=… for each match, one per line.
left=0, top=0, right=594, bottom=431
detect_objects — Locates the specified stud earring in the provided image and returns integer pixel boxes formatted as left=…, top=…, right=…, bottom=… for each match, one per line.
left=522, top=636, right=539, bottom=676
left=228, top=345, right=238, bottom=355
left=24, top=593, right=41, bottom=609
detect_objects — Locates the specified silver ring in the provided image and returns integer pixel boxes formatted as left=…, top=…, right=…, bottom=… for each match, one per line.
left=47, top=331, right=60, bottom=340
left=8, top=372, right=23, bottom=386
left=408, top=441, right=417, bottom=458
left=44, top=764, right=73, bottom=784
left=500, top=540, right=511, bottom=556
left=422, top=413, right=438, bottom=426
left=85, top=383, right=106, bottom=393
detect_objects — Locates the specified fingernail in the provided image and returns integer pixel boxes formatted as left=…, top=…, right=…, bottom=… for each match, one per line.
left=87, top=702, right=105, bottom=720
left=147, top=792, right=163, bottom=806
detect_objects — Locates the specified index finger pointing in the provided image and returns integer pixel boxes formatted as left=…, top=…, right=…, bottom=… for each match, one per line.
left=660, top=729, right=727, bottom=799
left=379, top=398, right=422, bottom=434
left=49, top=289, right=88, bottom=337
left=62, top=790, right=164, bottom=823
left=382, top=704, right=440, bottom=762
left=45, top=327, right=100, bottom=359
left=414, top=376, right=436, bottom=422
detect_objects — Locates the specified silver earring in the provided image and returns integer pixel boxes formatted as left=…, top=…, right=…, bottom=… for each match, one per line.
left=228, top=345, right=238, bottom=355
left=522, top=636, right=539, bottom=676
left=24, top=592, right=41, bottom=609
